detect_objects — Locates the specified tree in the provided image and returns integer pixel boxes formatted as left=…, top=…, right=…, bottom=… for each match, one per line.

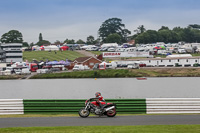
left=39, top=33, right=43, bottom=42
left=188, top=24, right=200, bottom=29
left=105, top=33, right=121, bottom=44
left=134, top=25, right=146, bottom=34
left=22, top=42, right=29, bottom=47
left=135, top=30, right=158, bottom=44
left=98, top=18, right=131, bottom=43
left=76, top=39, right=85, bottom=44
left=86, top=35, right=95, bottom=45
left=54, top=40, right=61, bottom=45
left=30, top=42, right=34, bottom=47
left=36, top=40, right=50, bottom=46
left=64, top=39, right=75, bottom=44
left=0, top=30, right=23, bottom=43
left=158, top=26, right=170, bottom=31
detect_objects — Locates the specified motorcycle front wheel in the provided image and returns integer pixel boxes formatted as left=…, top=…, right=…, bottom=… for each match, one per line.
left=106, top=108, right=116, bottom=117
left=79, top=108, right=90, bottom=118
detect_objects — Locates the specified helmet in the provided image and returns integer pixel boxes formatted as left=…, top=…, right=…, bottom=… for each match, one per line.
left=95, top=92, right=101, bottom=97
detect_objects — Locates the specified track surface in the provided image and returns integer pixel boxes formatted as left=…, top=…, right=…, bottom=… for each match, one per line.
left=0, top=115, right=200, bottom=128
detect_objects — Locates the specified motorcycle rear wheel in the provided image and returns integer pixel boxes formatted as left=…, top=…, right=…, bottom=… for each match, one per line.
left=79, top=108, right=90, bottom=118
left=106, top=108, right=116, bottom=117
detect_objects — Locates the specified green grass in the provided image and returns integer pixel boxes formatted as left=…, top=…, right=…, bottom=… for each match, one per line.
left=0, top=75, right=23, bottom=80
left=154, top=54, right=167, bottom=58
left=0, top=125, right=200, bottom=133
left=23, top=51, right=85, bottom=62
left=30, top=69, right=141, bottom=79
left=192, top=53, right=200, bottom=56
left=31, top=68, right=200, bottom=79
left=90, top=51, right=103, bottom=55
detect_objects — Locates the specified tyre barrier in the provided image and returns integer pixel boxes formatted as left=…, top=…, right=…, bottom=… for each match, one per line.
left=0, top=98, right=200, bottom=115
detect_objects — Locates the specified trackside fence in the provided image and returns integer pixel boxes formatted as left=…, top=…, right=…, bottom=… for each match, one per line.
left=0, top=99, right=24, bottom=115
left=146, top=98, right=200, bottom=114
left=23, top=99, right=146, bottom=114
left=1, top=98, right=200, bottom=115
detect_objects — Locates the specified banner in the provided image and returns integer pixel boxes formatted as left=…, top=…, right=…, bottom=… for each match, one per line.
left=103, top=52, right=150, bottom=58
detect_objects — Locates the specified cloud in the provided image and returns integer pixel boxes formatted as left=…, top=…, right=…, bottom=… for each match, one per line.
left=1, top=0, right=200, bottom=43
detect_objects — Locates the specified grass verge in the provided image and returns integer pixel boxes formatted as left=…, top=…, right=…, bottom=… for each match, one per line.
left=30, top=68, right=200, bottom=79
left=0, top=125, right=200, bottom=133
left=0, top=75, right=23, bottom=80
left=23, top=51, right=84, bottom=62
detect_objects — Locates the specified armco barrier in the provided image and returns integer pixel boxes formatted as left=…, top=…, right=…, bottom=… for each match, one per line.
left=146, top=98, right=200, bottom=114
left=23, top=99, right=146, bottom=114
left=0, top=99, right=24, bottom=115
left=2, top=98, right=200, bottom=115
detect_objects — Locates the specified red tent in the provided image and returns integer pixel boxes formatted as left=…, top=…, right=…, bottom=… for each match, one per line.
left=40, top=45, right=44, bottom=50
left=154, top=46, right=162, bottom=50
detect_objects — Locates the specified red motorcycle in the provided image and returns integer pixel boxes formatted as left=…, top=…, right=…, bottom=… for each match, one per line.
left=79, top=98, right=117, bottom=118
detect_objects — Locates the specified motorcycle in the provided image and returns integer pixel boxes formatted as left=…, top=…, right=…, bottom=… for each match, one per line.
left=79, top=98, right=117, bottom=118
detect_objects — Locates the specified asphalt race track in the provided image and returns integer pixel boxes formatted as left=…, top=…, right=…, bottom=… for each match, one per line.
left=0, top=115, right=200, bottom=128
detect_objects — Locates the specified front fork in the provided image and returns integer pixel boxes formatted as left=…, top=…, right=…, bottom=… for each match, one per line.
left=84, top=103, right=89, bottom=110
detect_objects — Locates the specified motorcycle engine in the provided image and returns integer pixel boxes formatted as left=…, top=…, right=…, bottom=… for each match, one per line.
left=91, top=104, right=101, bottom=115
left=95, top=109, right=101, bottom=114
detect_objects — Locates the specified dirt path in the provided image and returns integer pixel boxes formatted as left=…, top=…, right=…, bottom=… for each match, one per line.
left=76, top=50, right=96, bottom=57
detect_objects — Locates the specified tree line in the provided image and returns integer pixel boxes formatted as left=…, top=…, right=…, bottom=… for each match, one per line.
left=133, top=25, right=200, bottom=44
left=1, top=18, right=200, bottom=47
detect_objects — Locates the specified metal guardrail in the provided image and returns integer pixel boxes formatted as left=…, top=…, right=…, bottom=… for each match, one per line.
left=0, top=99, right=24, bottom=115
left=146, top=98, right=200, bottom=114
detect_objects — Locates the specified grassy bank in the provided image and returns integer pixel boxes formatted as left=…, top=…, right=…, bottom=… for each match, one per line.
left=23, top=51, right=84, bottom=62
left=31, top=68, right=200, bottom=79
left=0, top=125, right=200, bottom=133
left=0, top=75, right=23, bottom=80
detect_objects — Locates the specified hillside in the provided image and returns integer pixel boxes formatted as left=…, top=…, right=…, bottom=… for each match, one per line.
left=23, top=51, right=85, bottom=62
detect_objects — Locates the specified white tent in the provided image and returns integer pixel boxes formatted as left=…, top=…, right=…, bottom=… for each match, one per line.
left=44, top=45, right=59, bottom=51
left=101, top=43, right=118, bottom=48
left=166, top=54, right=192, bottom=58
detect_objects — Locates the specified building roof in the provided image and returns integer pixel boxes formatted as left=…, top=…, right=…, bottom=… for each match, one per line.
left=126, top=56, right=200, bottom=61
left=73, top=56, right=102, bottom=63
left=1, top=43, right=22, bottom=46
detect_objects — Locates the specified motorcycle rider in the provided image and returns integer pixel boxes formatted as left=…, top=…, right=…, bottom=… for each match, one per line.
left=95, top=92, right=105, bottom=113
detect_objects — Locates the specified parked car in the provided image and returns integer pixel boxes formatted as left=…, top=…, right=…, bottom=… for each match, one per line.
left=21, top=68, right=31, bottom=74
left=50, top=68, right=60, bottom=72
left=86, top=46, right=97, bottom=51
left=6, top=67, right=15, bottom=74
left=3, top=70, right=11, bottom=75
left=127, top=63, right=139, bottom=69
left=107, top=47, right=116, bottom=52
left=73, top=65, right=90, bottom=71
left=37, top=69, right=49, bottom=74
left=14, top=69, right=22, bottom=75
left=178, top=49, right=186, bottom=54
left=91, top=47, right=100, bottom=51
left=93, top=63, right=99, bottom=70
left=99, top=47, right=108, bottom=51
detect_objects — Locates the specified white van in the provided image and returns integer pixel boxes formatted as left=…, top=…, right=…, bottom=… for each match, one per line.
left=99, top=62, right=117, bottom=70
left=73, top=65, right=89, bottom=71
left=127, top=63, right=139, bottom=69
left=115, top=48, right=125, bottom=52
left=37, top=69, right=49, bottom=74
left=21, top=68, right=31, bottom=74
left=178, top=49, right=186, bottom=54
left=4, top=70, right=11, bottom=75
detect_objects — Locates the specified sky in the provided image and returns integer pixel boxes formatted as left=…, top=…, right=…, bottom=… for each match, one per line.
left=0, top=0, right=200, bottom=44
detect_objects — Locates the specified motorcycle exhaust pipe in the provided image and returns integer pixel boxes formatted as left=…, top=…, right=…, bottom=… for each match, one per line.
left=105, top=106, right=115, bottom=111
